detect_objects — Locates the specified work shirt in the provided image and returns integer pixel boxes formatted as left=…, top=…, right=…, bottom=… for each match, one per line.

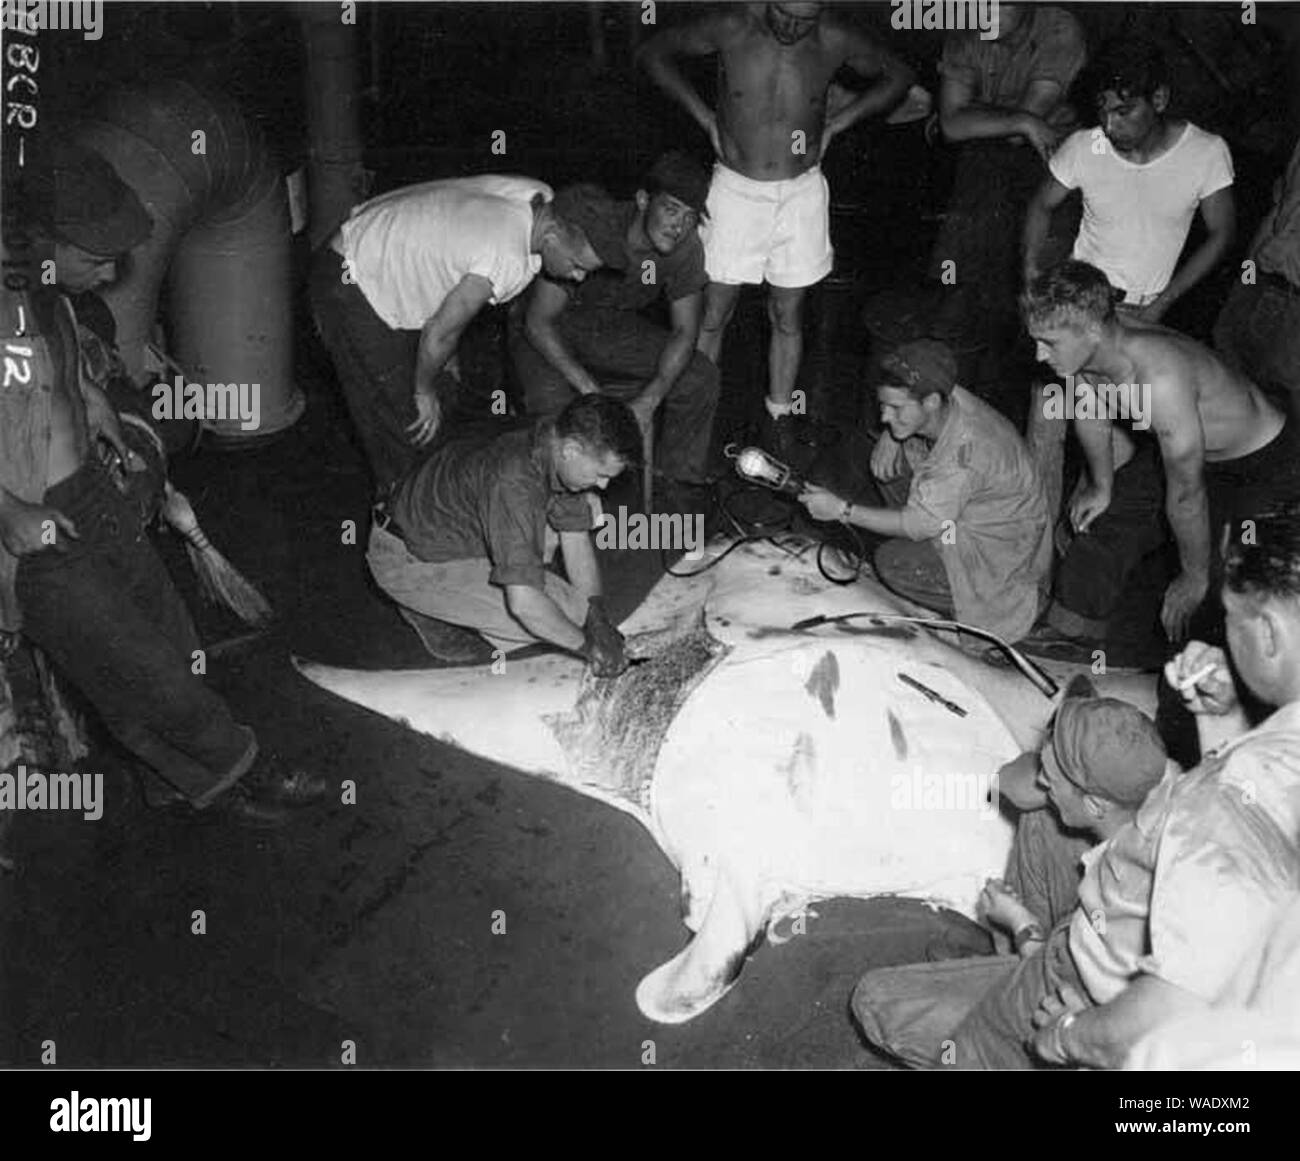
left=565, top=203, right=707, bottom=313
left=938, top=6, right=1086, bottom=133
left=896, top=387, right=1051, bottom=643
left=1051, top=122, right=1234, bottom=301
left=393, top=421, right=594, bottom=589
left=1253, top=135, right=1300, bottom=288
left=339, top=175, right=552, bottom=330
left=1069, top=700, right=1300, bottom=1006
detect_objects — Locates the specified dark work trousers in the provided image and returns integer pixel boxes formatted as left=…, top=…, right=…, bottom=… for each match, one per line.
left=1213, top=274, right=1300, bottom=420
left=15, top=458, right=257, bottom=805
left=1052, top=440, right=1167, bottom=627
left=509, top=308, right=721, bottom=483
left=309, top=246, right=457, bottom=497
left=928, top=141, right=1063, bottom=348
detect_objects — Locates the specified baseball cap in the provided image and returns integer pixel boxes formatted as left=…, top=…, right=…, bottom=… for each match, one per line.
left=27, top=141, right=152, bottom=258
left=880, top=339, right=959, bottom=399
left=550, top=183, right=628, bottom=271
left=1051, top=695, right=1167, bottom=807
left=996, top=675, right=1166, bottom=810
left=643, top=150, right=710, bottom=219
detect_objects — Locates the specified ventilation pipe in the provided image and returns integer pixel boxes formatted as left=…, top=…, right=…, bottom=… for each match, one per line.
left=299, top=1, right=367, bottom=251
left=73, top=80, right=303, bottom=443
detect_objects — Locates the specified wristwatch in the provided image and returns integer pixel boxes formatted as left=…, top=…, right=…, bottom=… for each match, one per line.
left=837, top=500, right=853, bottom=524
left=1014, top=922, right=1045, bottom=954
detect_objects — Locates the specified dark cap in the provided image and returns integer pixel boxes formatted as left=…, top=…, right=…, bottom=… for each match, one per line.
left=996, top=674, right=1166, bottom=811
left=643, top=150, right=711, bottom=219
left=1051, top=695, right=1167, bottom=808
left=550, top=183, right=628, bottom=270
left=28, top=141, right=152, bottom=258
left=880, top=339, right=959, bottom=399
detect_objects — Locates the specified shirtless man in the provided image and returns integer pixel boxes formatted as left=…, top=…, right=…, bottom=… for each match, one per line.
left=637, top=2, right=913, bottom=454
left=0, top=143, right=325, bottom=825
left=1022, top=261, right=1300, bottom=643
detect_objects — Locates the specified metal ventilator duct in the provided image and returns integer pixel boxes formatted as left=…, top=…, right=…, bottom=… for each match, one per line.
left=74, top=80, right=304, bottom=442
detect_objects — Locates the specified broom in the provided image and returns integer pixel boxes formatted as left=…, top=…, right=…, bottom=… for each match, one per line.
left=161, top=483, right=274, bottom=628
left=117, top=411, right=274, bottom=628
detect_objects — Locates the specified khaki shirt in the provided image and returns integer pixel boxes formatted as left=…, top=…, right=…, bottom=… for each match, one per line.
left=898, top=387, right=1051, bottom=643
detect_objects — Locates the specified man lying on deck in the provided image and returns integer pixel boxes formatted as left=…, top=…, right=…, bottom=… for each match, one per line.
left=798, top=339, right=1052, bottom=647
left=853, top=509, right=1300, bottom=1069
left=853, top=686, right=1168, bottom=1069
left=368, top=395, right=640, bottom=673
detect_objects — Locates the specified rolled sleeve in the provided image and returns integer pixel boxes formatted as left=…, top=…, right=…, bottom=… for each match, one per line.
left=1048, top=129, right=1088, bottom=190
left=1142, top=782, right=1299, bottom=1000
left=1199, top=136, right=1235, bottom=201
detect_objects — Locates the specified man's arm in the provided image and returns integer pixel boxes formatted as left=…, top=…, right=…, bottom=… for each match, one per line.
left=799, top=485, right=916, bottom=538
left=820, top=25, right=915, bottom=154
left=1152, top=381, right=1212, bottom=633
left=1141, top=189, right=1236, bottom=323
left=940, top=72, right=1062, bottom=159
left=410, top=273, right=495, bottom=445
left=635, top=13, right=729, bottom=153
left=1056, top=974, right=1207, bottom=1070
left=523, top=278, right=601, bottom=396
left=504, top=584, right=586, bottom=653
left=416, top=273, right=495, bottom=396
left=635, top=292, right=703, bottom=415
left=557, top=529, right=602, bottom=603
left=1022, top=174, right=1073, bottom=284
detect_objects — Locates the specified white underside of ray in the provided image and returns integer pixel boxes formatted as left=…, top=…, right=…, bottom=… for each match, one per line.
left=294, top=535, right=1158, bottom=1024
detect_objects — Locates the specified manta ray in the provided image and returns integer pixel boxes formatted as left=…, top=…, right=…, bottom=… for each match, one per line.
left=295, top=536, right=1157, bottom=1024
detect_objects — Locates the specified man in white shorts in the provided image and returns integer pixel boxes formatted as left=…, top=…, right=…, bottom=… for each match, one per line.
left=638, top=2, right=913, bottom=457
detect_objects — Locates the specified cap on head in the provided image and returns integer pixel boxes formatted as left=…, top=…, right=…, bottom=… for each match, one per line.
left=880, top=338, right=958, bottom=400
left=28, top=141, right=152, bottom=258
left=550, top=183, right=628, bottom=271
left=643, top=150, right=711, bottom=219
left=1050, top=689, right=1167, bottom=808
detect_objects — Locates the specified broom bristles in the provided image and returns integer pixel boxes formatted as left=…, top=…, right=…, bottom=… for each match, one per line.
left=183, top=540, right=274, bottom=627
left=162, top=486, right=273, bottom=628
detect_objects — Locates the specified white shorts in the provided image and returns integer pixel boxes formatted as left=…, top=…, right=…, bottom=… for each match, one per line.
left=700, top=162, right=833, bottom=289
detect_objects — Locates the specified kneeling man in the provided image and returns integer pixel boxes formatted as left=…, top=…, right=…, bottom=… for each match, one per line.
left=510, top=153, right=720, bottom=491
left=800, top=339, right=1052, bottom=646
left=368, top=396, right=640, bottom=675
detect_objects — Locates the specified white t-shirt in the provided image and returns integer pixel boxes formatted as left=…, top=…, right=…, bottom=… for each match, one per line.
left=1050, top=122, right=1234, bottom=301
left=339, top=175, right=552, bottom=329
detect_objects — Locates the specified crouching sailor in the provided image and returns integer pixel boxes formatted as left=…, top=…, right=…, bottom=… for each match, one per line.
left=799, top=338, right=1052, bottom=646
left=368, top=395, right=640, bottom=673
